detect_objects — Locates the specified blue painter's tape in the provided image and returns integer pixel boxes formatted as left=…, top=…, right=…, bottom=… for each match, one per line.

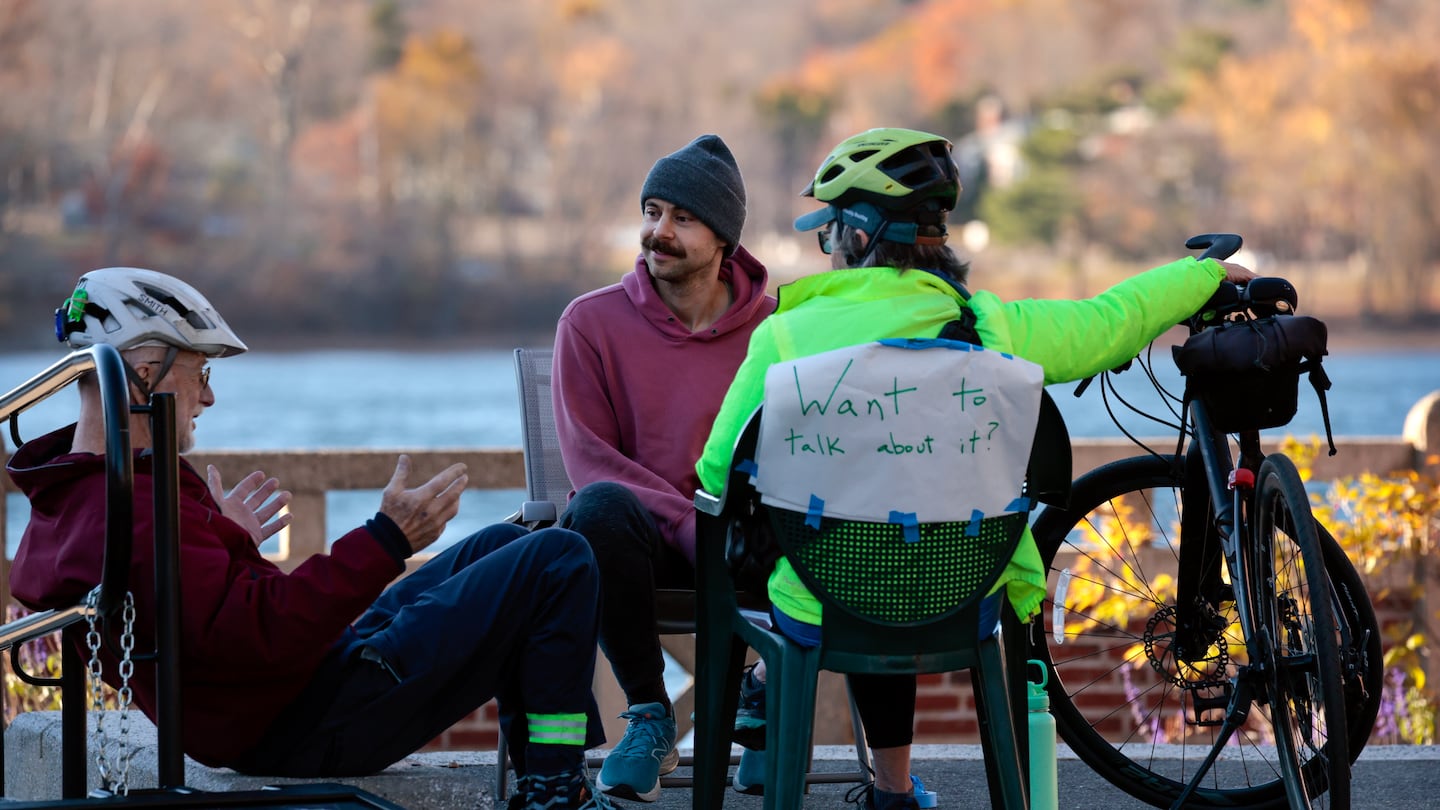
left=1006, top=496, right=1034, bottom=513
left=734, top=458, right=758, bottom=476
left=877, top=337, right=976, bottom=352
left=889, top=510, right=920, bottom=543
left=806, top=494, right=824, bottom=530
left=966, top=508, right=985, bottom=536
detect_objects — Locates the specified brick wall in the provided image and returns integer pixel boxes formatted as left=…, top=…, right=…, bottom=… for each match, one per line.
left=425, top=701, right=502, bottom=751
left=420, top=589, right=1418, bottom=751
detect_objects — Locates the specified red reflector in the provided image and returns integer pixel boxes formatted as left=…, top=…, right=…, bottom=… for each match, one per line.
left=1228, top=468, right=1255, bottom=490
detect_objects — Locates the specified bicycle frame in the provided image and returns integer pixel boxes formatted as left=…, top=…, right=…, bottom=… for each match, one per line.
left=1040, top=234, right=1362, bottom=809
left=1184, top=401, right=1266, bottom=664
left=1169, top=388, right=1289, bottom=806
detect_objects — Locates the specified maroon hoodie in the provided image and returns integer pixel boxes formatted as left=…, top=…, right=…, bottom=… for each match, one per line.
left=8, top=425, right=399, bottom=766
left=552, top=245, right=775, bottom=562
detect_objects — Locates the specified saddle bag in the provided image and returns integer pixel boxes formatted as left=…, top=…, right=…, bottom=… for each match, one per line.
left=1172, top=314, right=1333, bottom=446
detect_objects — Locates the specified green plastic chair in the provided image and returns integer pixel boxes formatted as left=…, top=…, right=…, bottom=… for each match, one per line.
left=693, top=342, right=1071, bottom=809
left=500, top=348, right=872, bottom=806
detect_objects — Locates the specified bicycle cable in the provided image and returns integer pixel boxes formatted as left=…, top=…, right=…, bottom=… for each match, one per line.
left=1084, top=337, right=1200, bottom=464
left=1138, top=343, right=1188, bottom=414
left=1098, top=371, right=1173, bottom=460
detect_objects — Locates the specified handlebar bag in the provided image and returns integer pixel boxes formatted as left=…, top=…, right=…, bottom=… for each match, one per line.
left=1173, top=314, right=1329, bottom=432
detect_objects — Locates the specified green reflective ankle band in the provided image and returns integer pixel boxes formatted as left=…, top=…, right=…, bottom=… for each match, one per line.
left=527, top=712, right=588, bottom=746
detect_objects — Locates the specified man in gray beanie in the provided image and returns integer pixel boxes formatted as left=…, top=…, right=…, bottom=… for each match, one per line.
left=549, top=134, right=776, bottom=802
left=638, top=134, right=747, bottom=258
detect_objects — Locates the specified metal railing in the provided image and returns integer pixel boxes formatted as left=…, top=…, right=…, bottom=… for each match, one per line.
left=0, top=343, right=184, bottom=797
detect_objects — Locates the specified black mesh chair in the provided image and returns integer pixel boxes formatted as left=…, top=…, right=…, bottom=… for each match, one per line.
left=496, top=348, right=723, bottom=803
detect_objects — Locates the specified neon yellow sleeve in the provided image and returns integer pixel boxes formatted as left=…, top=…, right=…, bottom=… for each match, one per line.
left=971, top=256, right=1226, bottom=384
left=696, top=321, right=782, bottom=495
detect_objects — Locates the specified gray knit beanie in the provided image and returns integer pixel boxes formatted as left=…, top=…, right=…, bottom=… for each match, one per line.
left=640, top=134, right=747, bottom=257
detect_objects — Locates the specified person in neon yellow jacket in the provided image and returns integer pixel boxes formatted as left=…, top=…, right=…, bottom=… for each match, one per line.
left=695, top=127, right=1255, bottom=810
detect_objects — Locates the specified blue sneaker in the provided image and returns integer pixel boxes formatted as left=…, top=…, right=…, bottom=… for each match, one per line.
left=732, top=663, right=767, bottom=750
left=910, top=775, right=938, bottom=808
left=843, top=775, right=938, bottom=809
left=521, top=768, right=617, bottom=809
left=595, top=702, right=678, bottom=802
left=731, top=748, right=766, bottom=795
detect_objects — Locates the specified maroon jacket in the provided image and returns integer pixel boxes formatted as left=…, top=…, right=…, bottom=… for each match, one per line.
left=8, top=425, right=401, bottom=766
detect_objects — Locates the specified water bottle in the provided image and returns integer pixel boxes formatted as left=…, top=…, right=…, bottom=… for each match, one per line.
left=1027, top=659, right=1059, bottom=810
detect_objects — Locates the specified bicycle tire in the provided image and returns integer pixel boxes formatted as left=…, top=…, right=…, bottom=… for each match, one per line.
left=1252, top=453, right=1349, bottom=808
left=1030, top=454, right=1379, bottom=809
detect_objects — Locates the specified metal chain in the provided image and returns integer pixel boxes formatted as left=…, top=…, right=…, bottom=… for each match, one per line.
left=114, top=593, right=136, bottom=794
left=82, top=589, right=110, bottom=789
left=82, top=587, right=137, bottom=796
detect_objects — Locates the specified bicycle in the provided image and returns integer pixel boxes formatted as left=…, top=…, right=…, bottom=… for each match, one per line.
left=1029, top=234, right=1381, bottom=809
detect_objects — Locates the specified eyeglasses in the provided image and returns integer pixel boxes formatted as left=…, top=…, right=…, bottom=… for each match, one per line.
left=174, top=364, right=211, bottom=388
left=817, top=228, right=834, bottom=255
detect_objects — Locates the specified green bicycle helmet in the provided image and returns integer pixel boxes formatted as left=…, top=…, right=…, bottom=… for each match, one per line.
left=794, top=128, right=960, bottom=234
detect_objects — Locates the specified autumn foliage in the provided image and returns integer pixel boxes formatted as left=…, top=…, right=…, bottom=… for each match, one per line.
left=0, top=0, right=1435, bottom=343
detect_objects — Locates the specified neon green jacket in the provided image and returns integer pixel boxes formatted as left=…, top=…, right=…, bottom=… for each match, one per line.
left=696, top=256, right=1227, bottom=625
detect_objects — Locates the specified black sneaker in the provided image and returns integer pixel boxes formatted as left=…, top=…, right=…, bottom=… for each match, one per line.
left=523, top=768, right=617, bottom=809
left=732, top=663, right=766, bottom=750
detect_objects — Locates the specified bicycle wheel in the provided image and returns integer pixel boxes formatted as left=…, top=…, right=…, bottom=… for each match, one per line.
left=1252, top=454, right=1349, bottom=808
left=1324, top=523, right=1383, bottom=752
left=1031, top=454, right=1378, bottom=809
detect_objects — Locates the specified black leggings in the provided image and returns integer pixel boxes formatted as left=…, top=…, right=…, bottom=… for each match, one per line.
left=559, top=482, right=692, bottom=708
left=848, top=673, right=916, bottom=749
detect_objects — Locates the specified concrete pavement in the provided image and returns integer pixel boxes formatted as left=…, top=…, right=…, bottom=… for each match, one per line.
left=7, top=712, right=1439, bottom=808
left=642, top=744, right=1440, bottom=808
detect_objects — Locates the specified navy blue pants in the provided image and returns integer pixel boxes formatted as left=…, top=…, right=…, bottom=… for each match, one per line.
left=236, top=522, right=605, bottom=777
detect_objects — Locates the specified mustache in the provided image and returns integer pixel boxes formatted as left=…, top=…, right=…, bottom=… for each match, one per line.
left=642, top=235, right=686, bottom=258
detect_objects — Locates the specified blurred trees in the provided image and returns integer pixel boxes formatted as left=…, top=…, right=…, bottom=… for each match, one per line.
left=368, top=0, right=407, bottom=73
left=1197, top=0, right=1440, bottom=322
left=756, top=82, right=835, bottom=232
left=0, top=0, right=1436, bottom=346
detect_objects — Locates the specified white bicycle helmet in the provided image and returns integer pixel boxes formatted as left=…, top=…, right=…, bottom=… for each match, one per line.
left=56, top=267, right=247, bottom=357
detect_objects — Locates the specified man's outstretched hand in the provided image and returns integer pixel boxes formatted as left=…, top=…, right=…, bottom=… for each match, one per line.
left=207, top=466, right=293, bottom=546
left=380, top=454, right=469, bottom=554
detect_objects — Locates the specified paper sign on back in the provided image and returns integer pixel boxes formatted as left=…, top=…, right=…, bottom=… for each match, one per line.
left=753, top=340, right=1044, bottom=525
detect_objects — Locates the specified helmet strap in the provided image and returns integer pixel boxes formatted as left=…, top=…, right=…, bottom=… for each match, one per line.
left=836, top=203, right=946, bottom=246
left=853, top=220, right=889, bottom=267
left=122, top=362, right=152, bottom=402
left=831, top=202, right=950, bottom=266
left=122, top=346, right=179, bottom=401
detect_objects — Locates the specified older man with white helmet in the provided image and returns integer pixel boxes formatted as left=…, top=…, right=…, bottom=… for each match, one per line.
left=12, top=268, right=616, bottom=809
